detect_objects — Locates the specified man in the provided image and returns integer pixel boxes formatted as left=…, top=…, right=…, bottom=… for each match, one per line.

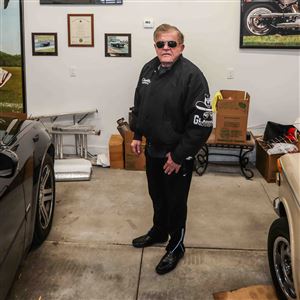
left=130, top=24, right=212, bottom=275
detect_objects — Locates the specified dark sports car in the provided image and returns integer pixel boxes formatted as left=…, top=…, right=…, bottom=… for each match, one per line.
left=0, top=114, right=55, bottom=299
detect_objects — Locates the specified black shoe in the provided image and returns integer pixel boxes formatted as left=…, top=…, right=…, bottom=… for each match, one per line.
left=155, top=250, right=184, bottom=275
left=132, top=234, right=168, bottom=248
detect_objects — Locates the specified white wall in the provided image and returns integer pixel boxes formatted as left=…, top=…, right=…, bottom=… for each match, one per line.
left=23, top=0, right=300, bottom=154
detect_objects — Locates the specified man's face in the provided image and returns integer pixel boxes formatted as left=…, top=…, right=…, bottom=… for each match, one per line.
left=154, top=30, right=184, bottom=67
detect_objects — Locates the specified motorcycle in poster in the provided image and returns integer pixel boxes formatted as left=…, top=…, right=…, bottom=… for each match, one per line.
left=240, top=0, right=300, bottom=48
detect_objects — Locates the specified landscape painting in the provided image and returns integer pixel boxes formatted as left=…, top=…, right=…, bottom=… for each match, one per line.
left=0, top=0, right=25, bottom=113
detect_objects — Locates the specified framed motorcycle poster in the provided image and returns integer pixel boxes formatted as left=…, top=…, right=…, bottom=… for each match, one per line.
left=40, top=0, right=122, bottom=4
left=0, top=0, right=26, bottom=113
left=240, top=0, right=300, bottom=49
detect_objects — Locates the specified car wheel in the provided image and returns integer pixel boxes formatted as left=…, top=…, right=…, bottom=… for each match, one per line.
left=268, top=217, right=296, bottom=300
left=243, top=4, right=276, bottom=36
left=33, top=154, right=55, bottom=246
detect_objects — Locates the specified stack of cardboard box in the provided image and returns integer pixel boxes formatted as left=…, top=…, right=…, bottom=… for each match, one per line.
left=109, top=134, right=124, bottom=169
left=109, top=131, right=146, bottom=171
left=124, top=131, right=146, bottom=171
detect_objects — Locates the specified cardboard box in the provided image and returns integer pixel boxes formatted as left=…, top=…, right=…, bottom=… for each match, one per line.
left=215, top=90, right=250, bottom=144
left=255, top=139, right=283, bottom=183
left=213, top=284, right=277, bottom=300
left=124, top=131, right=146, bottom=171
left=109, top=134, right=124, bottom=169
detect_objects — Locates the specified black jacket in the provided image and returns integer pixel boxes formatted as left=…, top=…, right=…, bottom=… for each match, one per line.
left=130, top=55, right=212, bottom=164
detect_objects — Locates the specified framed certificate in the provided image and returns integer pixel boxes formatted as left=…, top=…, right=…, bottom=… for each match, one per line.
left=68, top=14, right=94, bottom=47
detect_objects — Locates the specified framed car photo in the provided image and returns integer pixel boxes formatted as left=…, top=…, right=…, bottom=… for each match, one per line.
left=240, top=0, right=300, bottom=49
left=32, top=33, right=58, bottom=56
left=105, top=33, right=131, bottom=57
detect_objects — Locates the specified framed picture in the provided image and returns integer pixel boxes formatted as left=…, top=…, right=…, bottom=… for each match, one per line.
left=68, top=14, right=94, bottom=47
left=40, top=0, right=122, bottom=4
left=105, top=33, right=131, bottom=57
left=32, top=33, right=58, bottom=56
left=240, top=0, right=300, bottom=49
left=0, top=0, right=26, bottom=113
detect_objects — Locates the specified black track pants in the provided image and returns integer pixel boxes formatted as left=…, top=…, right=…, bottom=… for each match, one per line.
left=145, top=152, right=194, bottom=252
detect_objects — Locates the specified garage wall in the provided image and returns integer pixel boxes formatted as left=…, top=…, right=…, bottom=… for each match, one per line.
left=23, top=0, right=300, bottom=155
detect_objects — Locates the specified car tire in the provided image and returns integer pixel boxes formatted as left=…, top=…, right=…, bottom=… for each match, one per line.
left=32, top=154, right=55, bottom=246
left=268, top=217, right=296, bottom=300
left=243, top=4, right=276, bottom=36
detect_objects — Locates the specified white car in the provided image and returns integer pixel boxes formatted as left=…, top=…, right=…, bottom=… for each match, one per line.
left=110, top=39, right=125, bottom=48
left=268, top=152, right=300, bottom=300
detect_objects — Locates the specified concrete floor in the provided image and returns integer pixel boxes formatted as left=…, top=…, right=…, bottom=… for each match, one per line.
left=8, top=166, right=278, bottom=300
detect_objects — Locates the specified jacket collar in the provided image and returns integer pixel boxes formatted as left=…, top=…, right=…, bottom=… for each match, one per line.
left=153, top=54, right=183, bottom=74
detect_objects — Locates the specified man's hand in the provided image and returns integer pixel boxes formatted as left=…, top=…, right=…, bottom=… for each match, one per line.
left=163, top=152, right=181, bottom=175
left=131, top=139, right=142, bottom=156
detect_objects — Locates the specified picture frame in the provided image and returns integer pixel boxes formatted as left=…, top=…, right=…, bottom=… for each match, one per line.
left=32, top=33, right=58, bottom=56
left=68, top=14, right=94, bottom=47
left=0, top=0, right=26, bottom=113
left=240, top=0, right=300, bottom=49
left=40, top=0, right=122, bottom=4
left=105, top=33, right=131, bottom=57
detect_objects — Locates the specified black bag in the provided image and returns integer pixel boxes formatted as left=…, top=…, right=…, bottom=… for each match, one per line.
left=263, top=121, right=295, bottom=142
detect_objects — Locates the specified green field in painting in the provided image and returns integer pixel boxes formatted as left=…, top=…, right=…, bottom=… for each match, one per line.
left=243, top=34, right=300, bottom=47
left=0, top=67, right=23, bottom=112
left=36, top=47, right=55, bottom=53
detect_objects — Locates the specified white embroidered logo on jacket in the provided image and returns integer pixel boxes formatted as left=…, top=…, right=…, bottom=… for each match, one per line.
left=142, top=78, right=151, bottom=85
left=193, top=95, right=213, bottom=127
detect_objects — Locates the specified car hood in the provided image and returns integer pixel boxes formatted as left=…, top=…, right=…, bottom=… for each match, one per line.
left=280, top=152, right=300, bottom=206
left=0, top=116, right=33, bottom=147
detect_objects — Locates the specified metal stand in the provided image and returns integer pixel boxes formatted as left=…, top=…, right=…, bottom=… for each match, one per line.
left=32, top=110, right=100, bottom=182
left=50, top=125, right=99, bottom=159
left=195, top=129, right=255, bottom=179
left=32, top=110, right=100, bottom=159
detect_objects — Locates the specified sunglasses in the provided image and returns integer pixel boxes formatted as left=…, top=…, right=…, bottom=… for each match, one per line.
left=155, top=41, right=178, bottom=49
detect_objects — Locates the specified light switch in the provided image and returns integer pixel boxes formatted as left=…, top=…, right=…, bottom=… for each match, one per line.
left=227, top=68, right=234, bottom=79
left=69, top=66, right=76, bottom=77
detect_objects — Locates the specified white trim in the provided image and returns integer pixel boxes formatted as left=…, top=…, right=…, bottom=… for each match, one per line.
left=171, top=228, right=185, bottom=253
